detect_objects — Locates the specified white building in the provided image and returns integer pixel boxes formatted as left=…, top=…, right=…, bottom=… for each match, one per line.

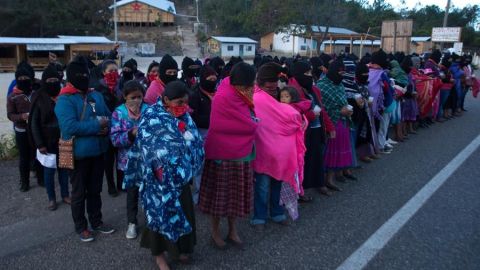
left=207, top=36, right=257, bottom=59
left=260, top=25, right=367, bottom=56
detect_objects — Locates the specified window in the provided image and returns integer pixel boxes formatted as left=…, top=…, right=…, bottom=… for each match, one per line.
left=246, top=46, right=252, bottom=51
left=227, top=45, right=234, bottom=51
left=300, top=45, right=307, bottom=51
left=304, top=38, right=307, bottom=43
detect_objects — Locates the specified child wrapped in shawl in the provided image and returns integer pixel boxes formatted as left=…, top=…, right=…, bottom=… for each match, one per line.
left=123, top=81, right=204, bottom=264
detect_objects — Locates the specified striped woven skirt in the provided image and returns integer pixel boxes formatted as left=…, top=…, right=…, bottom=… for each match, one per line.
left=324, top=121, right=353, bottom=170
left=198, top=159, right=253, bottom=218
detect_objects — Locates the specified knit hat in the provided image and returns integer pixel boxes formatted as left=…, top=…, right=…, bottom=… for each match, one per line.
left=371, top=49, right=388, bottom=69
left=291, top=61, right=312, bottom=77
left=200, top=65, right=217, bottom=81
left=230, top=62, right=255, bottom=87
left=159, top=54, right=178, bottom=74
left=181, top=57, right=196, bottom=71
left=42, top=63, right=60, bottom=82
left=66, top=55, right=90, bottom=82
left=430, top=49, right=442, bottom=64
left=256, top=62, right=282, bottom=85
left=123, top=58, right=137, bottom=71
left=15, top=61, right=34, bottom=80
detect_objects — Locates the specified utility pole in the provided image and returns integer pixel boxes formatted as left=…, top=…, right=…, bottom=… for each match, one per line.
left=196, top=0, right=200, bottom=23
left=113, top=0, right=118, bottom=42
left=441, top=0, right=451, bottom=49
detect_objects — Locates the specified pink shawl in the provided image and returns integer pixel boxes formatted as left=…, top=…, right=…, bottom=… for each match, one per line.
left=252, top=87, right=306, bottom=194
left=472, top=78, right=480, bottom=98
left=144, top=79, right=165, bottom=105
left=204, top=77, right=258, bottom=160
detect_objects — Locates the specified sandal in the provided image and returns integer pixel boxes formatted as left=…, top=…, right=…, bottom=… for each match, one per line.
left=225, top=237, right=246, bottom=251
left=317, top=187, right=332, bottom=197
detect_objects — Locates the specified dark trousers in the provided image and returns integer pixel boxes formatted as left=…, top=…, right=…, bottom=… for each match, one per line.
left=127, top=186, right=139, bottom=224
left=70, top=155, right=104, bottom=233
left=15, top=131, right=43, bottom=188
left=104, top=142, right=123, bottom=193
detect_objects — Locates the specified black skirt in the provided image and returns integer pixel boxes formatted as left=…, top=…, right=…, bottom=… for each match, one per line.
left=302, top=127, right=326, bottom=189
left=140, top=185, right=196, bottom=257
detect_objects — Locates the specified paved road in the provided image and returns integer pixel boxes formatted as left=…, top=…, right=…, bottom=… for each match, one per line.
left=0, top=92, right=479, bottom=270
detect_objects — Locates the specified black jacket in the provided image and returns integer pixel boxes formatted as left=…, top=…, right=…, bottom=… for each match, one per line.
left=189, top=85, right=212, bottom=129
left=97, top=79, right=119, bottom=113
left=29, top=90, right=61, bottom=153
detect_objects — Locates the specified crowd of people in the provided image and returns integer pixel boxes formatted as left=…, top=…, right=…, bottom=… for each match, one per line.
left=5, top=46, right=478, bottom=269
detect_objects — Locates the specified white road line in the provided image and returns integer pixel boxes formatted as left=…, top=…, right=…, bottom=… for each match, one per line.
left=337, top=134, right=480, bottom=270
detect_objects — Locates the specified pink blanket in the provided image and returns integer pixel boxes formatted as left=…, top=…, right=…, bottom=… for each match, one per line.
left=252, top=88, right=306, bottom=194
left=204, top=77, right=258, bottom=160
left=144, top=79, right=165, bottom=105
left=472, top=78, right=480, bottom=98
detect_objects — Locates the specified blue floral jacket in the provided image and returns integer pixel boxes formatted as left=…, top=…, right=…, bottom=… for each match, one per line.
left=123, top=101, right=204, bottom=242
left=110, top=103, right=148, bottom=171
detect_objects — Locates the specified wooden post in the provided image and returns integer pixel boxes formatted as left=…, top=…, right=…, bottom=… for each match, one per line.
left=349, top=36, right=353, bottom=55
left=15, top=45, right=20, bottom=64
left=329, top=36, right=333, bottom=54
left=393, top=21, right=397, bottom=53
left=359, top=35, right=364, bottom=58
left=310, top=35, right=313, bottom=58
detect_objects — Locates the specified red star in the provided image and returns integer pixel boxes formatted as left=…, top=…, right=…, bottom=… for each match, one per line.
left=131, top=2, right=142, bottom=11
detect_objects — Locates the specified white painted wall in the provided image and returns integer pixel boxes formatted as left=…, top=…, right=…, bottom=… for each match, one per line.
left=272, top=32, right=316, bottom=55
left=220, top=43, right=255, bottom=58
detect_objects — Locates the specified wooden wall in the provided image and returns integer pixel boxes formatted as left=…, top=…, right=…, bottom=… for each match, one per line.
left=260, top=33, right=274, bottom=51
left=117, top=3, right=174, bottom=25
left=381, top=20, right=413, bottom=53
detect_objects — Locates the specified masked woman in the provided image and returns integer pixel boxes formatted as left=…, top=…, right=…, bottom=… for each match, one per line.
left=124, top=81, right=204, bottom=269
left=29, top=63, right=70, bottom=210
left=189, top=65, right=217, bottom=204
left=7, top=61, right=43, bottom=192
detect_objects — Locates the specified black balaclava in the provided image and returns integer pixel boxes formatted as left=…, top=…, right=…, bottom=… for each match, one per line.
left=371, top=49, right=389, bottom=69
left=123, top=58, right=137, bottom=81
left=209, top=57, right=225, bottom=77
left=199, top=65, right=217, bottom=93
left=400, top=56, right=413, bottom=74
left=182, top=57, right=197, bottom=78
left=159, top=54, right=178, bottom=84
left=66, top=56, right=90, bottom=92
left=430, top=49, right=442, bottom=64
left=327, top=60, right=345, bottom=85
left=320, top=53, right=333, bottom=69
left=441, top=53, right=452, bottom=69
left=15, top=61, right=34, bottom=94
left=355, top=62, right=369, bottom=85
left=42, top=63, right=61, bottom=97
left=310, top=57, right=324, bottom=80
left=292, top=61, right=313, bottom=91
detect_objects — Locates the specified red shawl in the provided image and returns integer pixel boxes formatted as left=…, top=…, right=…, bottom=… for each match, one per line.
left=411, top=68, right=442, bottom=118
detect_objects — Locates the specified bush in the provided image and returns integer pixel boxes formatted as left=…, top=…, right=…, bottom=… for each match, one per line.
left=0, top=133, right=18, bottom=160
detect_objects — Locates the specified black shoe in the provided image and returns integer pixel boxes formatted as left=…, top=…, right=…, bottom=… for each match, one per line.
left=336, top=176, right=347, bottom=183
left=461, top=108, right=467, bottom=112
left=19, top=183, right=29, bottom=192
left=344, top=174, right=358, bottom=181
left=108, top=190, right=119, bottom=197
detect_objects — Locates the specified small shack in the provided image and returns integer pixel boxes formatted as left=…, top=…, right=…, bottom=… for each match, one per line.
left=57, top=36, right=116, bottom=66
left=0, top=36, right=115, bottom=72
left=207, top=36, right=257, bottom=59
left=410, top=37, right=432, bottom=55
left=110, top=0, right=176, bottom=27
left=322, top=40, right=381, bottom=56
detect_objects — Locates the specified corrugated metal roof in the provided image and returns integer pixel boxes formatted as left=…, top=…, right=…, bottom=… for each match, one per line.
left=210, top=36, right=258, bottom=44
left=109, top=0, right=176, bottom=14
left=323, top=39, right=381, bottom=45
left=0, top=37, right=76, bottom=44
left=311, top=26, right=358, bottom=35
left=57, top=35, right=114, bottom=44
left=411, top=36, right=431, bottom=42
